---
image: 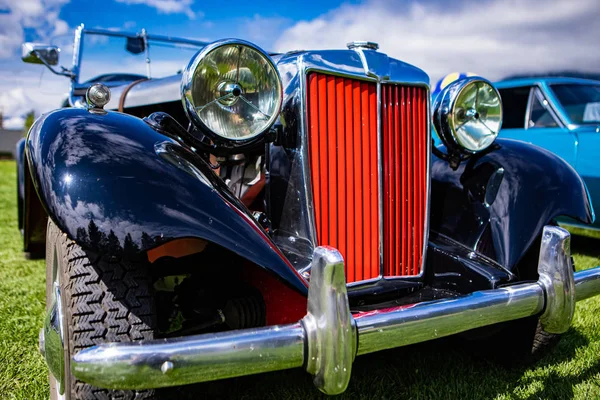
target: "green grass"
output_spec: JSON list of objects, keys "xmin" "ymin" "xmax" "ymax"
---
[
  {"xmin": 1, "ymin": 158, "xmax": 600, "ymax": 399},
  {"xmin": 0, "ymin": 161, "xmax": 48, "ymax": 399}
]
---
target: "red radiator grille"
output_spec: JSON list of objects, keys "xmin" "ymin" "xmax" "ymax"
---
[
  {"xmin": 307, "ymin": 72, "xmax": 428, "ymax": 283},
  {"xmin": 307, "ymin": 73, "xmax": 379, "ymax": 283},
  {"xmin": 382, "ymin": 84, "xmax": 428, "ymax": 276}
]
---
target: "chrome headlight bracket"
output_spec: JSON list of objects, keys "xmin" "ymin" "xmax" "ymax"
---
[{"xmin": 433, "ymin": 77, "xmax": 503, "ymax": 169}]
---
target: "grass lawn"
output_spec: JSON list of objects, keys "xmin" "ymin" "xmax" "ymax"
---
[{"xmin": 1, "ymin": 158, "xmax": 600, "ymax": 399}]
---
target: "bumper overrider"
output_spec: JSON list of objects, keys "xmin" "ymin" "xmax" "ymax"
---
[{"xmin": 57, "ymin": 226, "xmax": 600, "ymax": 395}]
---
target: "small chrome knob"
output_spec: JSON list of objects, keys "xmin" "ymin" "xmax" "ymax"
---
[
  {"xmin": 86, "ymin": 83, "xmax": 111, "ymax": 110},
  {"xmin": 347, "ymin": 41, "xmax": 379, "ymax": 51}
]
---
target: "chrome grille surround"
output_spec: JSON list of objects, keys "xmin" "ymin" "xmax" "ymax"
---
[{"xmin": 270, "ymin": 48, "xmax": 431, "ymax": 286}]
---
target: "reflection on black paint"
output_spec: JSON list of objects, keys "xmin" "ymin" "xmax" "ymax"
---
[
  {"xmin": 431, "ymin": 138, "xmax": 593, "ymax": 272},
  {"xmin": 25, "ymin": 108, "xmax": 307, "ymax": 294},
  {"xmin": 76, "ymin": 219, "xmax": 154, "ymax": 256}
]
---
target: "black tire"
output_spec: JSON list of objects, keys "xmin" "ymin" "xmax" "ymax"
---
[
  {"xmin": 46, "ymin": 220, "xmax": 158, "ymax": 399},
  {"xmin": 478, "ymin": 233, "xmax": 561, "ymax": 364},
  {"xmin": 17, "ymin": 162, "xmax": 23, "ymax": 235}
]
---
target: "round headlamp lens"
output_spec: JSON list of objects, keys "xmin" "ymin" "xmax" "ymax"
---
[
  {"xmin": 450, "ymin": 81, "xmax": 502, "ymax": 152},
  {"xmin": 183, "ymin": 41, "xmax": 282, "ymax": 141}
]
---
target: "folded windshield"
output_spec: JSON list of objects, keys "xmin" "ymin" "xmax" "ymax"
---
[
  {"xmin": 79, "ymin": 34, "xmax": 202, "ymax": 83},
  {"xmin": 550, "ymin": 83, "xmax": 600, "ymax": 125}
]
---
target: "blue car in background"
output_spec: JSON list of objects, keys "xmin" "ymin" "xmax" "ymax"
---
[{"xmin": 494, "ymin": 77, "xmax": 600, "ymax": 229}]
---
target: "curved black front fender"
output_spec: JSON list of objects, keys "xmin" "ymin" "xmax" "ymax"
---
[
  {"xmin": 26, "ymin": 108, "xmax": 307, "ymax": 294},
  {"xmin": 431, "ymin": 138, "xmax": 594, "ymax": 273}
]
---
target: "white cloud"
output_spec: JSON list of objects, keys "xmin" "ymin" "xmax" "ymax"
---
[
  {"xmin": 0, "ymin": 66, "xmax": 69, "ymax": 128},
  {"xmin": 0, "ymin": 13, "xmax": 24, "ymax": 58},
  {"xmin": 0, "ymin": 49, "xmax": 187, "ymax": 129},
  {"xmin": 0, "ymin": 0, "xmax": 71, "ymax": 59},
  {"xmin": 239, "ymin": 14, "xmax": 292, "ymax": 48},
  {"xmin": 274, "ymin": 0, "xmax": 600, "ymax": 83},
  {"xmin": 115, "ymin": 0, "xmax": 197, "ymax": 19},
  {"xmin": 53, "ymin": 18, "xmax": 69, "ymax": 36}
]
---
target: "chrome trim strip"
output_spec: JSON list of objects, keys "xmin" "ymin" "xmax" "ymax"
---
[
  {"xmin": 67, "ymin": 24, "xmax": 85, "ymax": 107},
  {"xmin": 44, "ymin": 245, "xmax": 66, "ymax": 395},
  {"xmin": 304, "ymin": 68, "xmax": 378, "ymax": 82},
  {"xmin": 71, "ymin": 230, "xmax": 600, "ymax": 394},
  {"xmin": 377, "ymin": 80, "xmax": 384, "ymax": 277},
  {"xmin": 73, "ymin": 323, "xmax": 307, "ymax": 390},
  {"xmin": 45, "ymin": 281, "xmax": 65, "ymax": 394},
  {"xmin": 298, "ymin": 56, "xmax": 319, "ymax": 249},
  {"xmin": 575, "ymin": 267, "xmax": 600, "ymax": 301},
  {"xmin": 72, "ymin": 25, "xmax": 84, "ymax": 84},
  {"xmin": 82, "ymin": 27, "xmax": 209, "ymax": 48},
  {"xmin": 524, "ymin": 86, "xmax": 534, "ymax": 130},
  {"xmin": 541, "ymin": 83, "xmax": 572, "ymax": 127},
  {"xmin": 423, "ymin": 83, "xmax": 432, "ymax": 277},
  {"xmin": 530, "ymin": 87, "xmax": 565, "ymax": 129},
  {"xmin": 356, "ymin": 282, "xmax": 545, "ymax": 355}
]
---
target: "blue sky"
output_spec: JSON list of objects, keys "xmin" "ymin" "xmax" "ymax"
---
[
  {"xmin": 48, "ymin": 0, "xmax": 355, "ymax": 44},
  {"xmin": 1, "ymin": 0, "xmax": 599, "ymax": 128}
]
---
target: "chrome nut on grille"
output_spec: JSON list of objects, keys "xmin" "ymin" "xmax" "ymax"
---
[
  {"xmin": 537, "ymin": 226, "xmax": 575, "ymax": 334},
  {"xmin": 303, "ymin": 246, "xmax": 356, "ymax": 395}
]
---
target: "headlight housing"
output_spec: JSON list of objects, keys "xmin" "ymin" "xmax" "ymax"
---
[
  {"xmin": 181, "ymin": 39, "xmax": 282, "ymax": 149},
  {"xmin": 433, "ymin": 77, "xmax": 502, "ymax": 154}
]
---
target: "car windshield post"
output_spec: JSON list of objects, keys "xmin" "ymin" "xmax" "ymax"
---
[{"xmin": 528, "ymin": 88, "xmax": 560, "ymax": 129}]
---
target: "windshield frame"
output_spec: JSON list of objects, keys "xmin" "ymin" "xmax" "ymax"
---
[{"xmin": 67, "ymin": 24, "xmax": 209, "ymax": 106}]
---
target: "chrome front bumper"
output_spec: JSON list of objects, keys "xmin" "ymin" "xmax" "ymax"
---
[{"xmin": 69, "ymin": 226, "xmax": 600, "ymax": 395}]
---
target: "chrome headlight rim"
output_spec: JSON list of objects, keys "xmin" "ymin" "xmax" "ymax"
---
[
  {"xmin": 181, "ymin": 38, "xmax": 283, "ymax": 149},
  {"xmin": 433, "ymin": 76, "xmax": 503, "ymax": 155}
]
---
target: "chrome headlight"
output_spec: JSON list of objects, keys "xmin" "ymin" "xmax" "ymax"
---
[
  {"xmin": 433, "ymin": 77, "xmax": 502, "ymax": 153},
  {"xmin": 181, "ymin": 39, "xmax": 282, "ymax": 147}
]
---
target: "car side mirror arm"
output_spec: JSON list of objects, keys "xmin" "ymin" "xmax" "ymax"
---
[
  {"xmin": 33, "ymin": 52, "xmax": 75, "ymax": 79},
  {"xmin": 22, "ymin": 43, "xmax": 75, "ymax": 79}
]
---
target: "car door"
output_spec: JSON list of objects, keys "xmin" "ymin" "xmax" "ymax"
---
[{"xmin": 498, "ymin": 86, "xmax": 576, "ymax": 166}]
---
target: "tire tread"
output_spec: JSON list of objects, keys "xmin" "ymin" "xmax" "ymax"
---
[{"xmin": 48, "ymin": 220, "xmax": 157, "ymax": 399}]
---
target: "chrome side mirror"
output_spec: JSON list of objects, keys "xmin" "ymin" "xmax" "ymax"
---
[{"xmin": 22, "ymin": 43, "xmax": 60, "ymax": 66}]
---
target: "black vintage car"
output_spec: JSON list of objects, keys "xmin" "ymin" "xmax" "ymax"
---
[{"xmin": 18, "ymin": 25, "xmax": 600, "ymax": 399}]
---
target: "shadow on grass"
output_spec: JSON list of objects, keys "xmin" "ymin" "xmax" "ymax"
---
[
  {"xmin": 163, "ymin": 327, "xmax": 598, "ymax": 400},
  {"xmin": 571, "ymin": 233, "xmax": 600, "ymax": 258},
  {"xmin": 516, "ymin": 327, "xmax": 600, "ymax": 400}
]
